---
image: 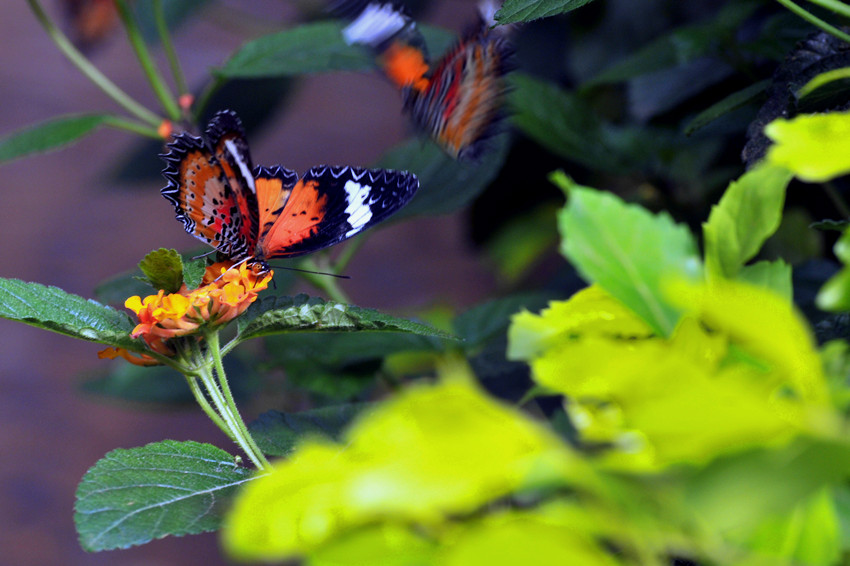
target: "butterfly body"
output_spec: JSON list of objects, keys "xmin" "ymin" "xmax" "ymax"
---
[{"xmin": 161, "ymin": 110, "xmax": 418, "ymax": 274}]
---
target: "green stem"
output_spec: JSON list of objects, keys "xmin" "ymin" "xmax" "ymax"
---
[
  {"xmin": 206, "ymin": 332, "xmax": 271, "ymax": 470},
  {"xmin": 26, "ymin": 0, "xmax": 162, "ymax": 127},
  {"xmin": 153, "ymin": 0, "xmax": 189, "ymax": 99},
  {"xmin": 334, "ymin": 236, "xmax": 366, "ymax": 274},
  {"xmin": 114, "ymin": 0, "xmax": 181, "ymax": 121},
  {"xmin": 298, "ymin": 257, "xmax": 352, "ymax": 304},
  {"xmin": 775, "ymin": 0, "xmax": 850, "ymax": 43},
  {"xmin": 185, "ymin": 374, "xmax": 235, "ymax": 440},
  {"xmin": 807, "ymin": 0, "xmax": 850, "ymax": 20},
  {"xmin": 103, "ymin": 115, "xmax": 163, "ymax": 139},
  {"xmin": 192, "ymin": 75, "xmax": 226, "ymax": 122}
]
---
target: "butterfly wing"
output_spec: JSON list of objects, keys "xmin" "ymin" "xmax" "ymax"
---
[
  {"xmin": 205, "ymin": 109, "xmax": 260, "ymax": 250},
  {"xmin": 259, "ymin": 165, "xmax": 418, "ymax": 259},
  {"xmin": 160, "ymin": 132, "xmax": 254, "ymax": 261},
  {"xmin": 254, "ymin": 164, "xmax": 299, "ymax": 241},
  {"xmin": 404, "ymin": 9, "xmax": 513, "ymax": 160}
]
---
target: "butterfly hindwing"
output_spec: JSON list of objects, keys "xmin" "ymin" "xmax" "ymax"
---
[
  {"xmin": 254, "ymin": 164, "xmax": 299, "ymax": 241},
  {"xmin": 260, "ymin": 165, "xmax": 419, "ymax": 259},
  {"xmin": 160, "ymin": 132, "xmax": 253, "ymax": 261}
]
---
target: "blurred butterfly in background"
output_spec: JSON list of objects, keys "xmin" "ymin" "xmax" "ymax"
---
[
  {"xmin": 341, "ymin": 1, "xmax": 514, "ymax": 161},
  {"xmin": 160, "ymin": 110, "xmax": 419, "ymax": 275}
]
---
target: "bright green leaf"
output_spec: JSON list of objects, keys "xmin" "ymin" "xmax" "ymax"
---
[
  {"xmin": 237, "ymin": 294, "xmax": 456, "ymax": 342},
  {"xmin": 495, "ymin": 0, "xmax": 594, "ymax": 24},
  {"xmin": 744, "ymin": 487, "xmax": 841, "ymax": 566},
  {"xmin": 223, "ymin": 378, "xmax": 581, "ymax": 561},
  {"xmin": 0, "ymin": 277, "xmax": 139, "ymax": 350},
  {"xmin": 309, "ymin": 524, "xmax": 437, "ymax": 566},
  {"xmin": 376, "ymin": 135, "xmax": 510, "ymax": 218},
  {"xmin": 0, "ymin": 114, "xmax": 109, "ymax": 164},
  {"xmin": 765, "ymin": 111, "xmax": 850, "ymax": 182},
  {"xmin": 75, "ymin": 440, "xmax": 253, "ymax": 551},
  {"xmin": 249, "ymin": 405, "xmax": 368, "ymax": 457},
  {"xmin": 555, "ymin": 173, "xmax": 702, "ymax": 336},
  {"xmin": 668, "ymin": 279, "xmax": 827, "ymax": 403},
  {"xmin": 702, "ymin": 163, "xmax": 792, "ymax": 279},
  {"xmin": 737, "ymin": 260, "xmax": 792, "ymax": 300},
  {"xmin": 138, "ymin": 248, "xmax": 184, "ymax": 293},
  {"xmin": 817, "ymin": 228, "xmax": 850, "ymax": 312}
]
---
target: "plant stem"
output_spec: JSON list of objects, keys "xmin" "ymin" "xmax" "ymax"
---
[
  {"xmin": 114, "ymin": 0, "xmax": 181, "ymax": 121},
  {"xmin": 103, "ymin": 115, "xmax": 163, "ymax": 139},
  {"xmin": 26, "ymin": 0, "xmax": 162, "ymax": 127},
  {"xmin": 774, "ymin": 0, "xmax": 850, "ymax": 43},
  {"xmin": 205, "ymin": 332, "xmax": 271, "ymax": 470},
  {"xmin": 807, "ymin": 0, "xmax": 850, "ymax": 20},
  {"xmin": 299, "ymin": 257, "xmax": 352, "ymax": 304},
  {"xmin": 185, "ymin": 374, "xmax": 235, "ymax": 440},
  {"xmin": 153, "ymin": 0, "xmax": 190, "ymax": 100}
]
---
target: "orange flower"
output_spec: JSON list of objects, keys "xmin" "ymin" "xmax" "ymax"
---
[
  {"xmin": 109, "ymin": 261, "xmax": 272, "ymax": 360},
  {"xmin": 97, "ymin": 347, "xmax": 160, "ymax": 367}
]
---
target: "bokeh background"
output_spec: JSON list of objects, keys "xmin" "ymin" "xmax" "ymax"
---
[{"xmin": 0, "ymin": 1, "xmax": 494, "ymax": 564}]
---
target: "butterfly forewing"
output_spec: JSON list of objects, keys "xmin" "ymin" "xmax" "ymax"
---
[
  {"xmin": 205, "ymin": 110, "xmax": 260, "ymax": 249},
  {"xmin": 260, "ymin": 165, "xmax": 418, "ymax": 259},
  {"xmin": 160, "ymin": 133, "xmax": 253, "ymax": 261}
]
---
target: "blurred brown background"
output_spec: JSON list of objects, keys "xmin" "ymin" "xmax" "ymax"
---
[{"xmin": 0, "ymin": 1, "xmax": 493, "ymax": 564}]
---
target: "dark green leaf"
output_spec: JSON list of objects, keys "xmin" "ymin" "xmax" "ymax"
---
[
  {"xmin": 0, "ymin": 277, "xmax": 140, "ymax": 350},
  {"xmin": 684, "ymin": 80, "xmax": 770, "ymax": 135},
  {"xmin": 375, "ymin": 135, "xmax": 510, "ymax": 218},
  {"xmin": 812, "ymin": 219, "xmax": 849, "ymax": 232},
  {"xmin": 496, "ymin": 0, "xmax": 592, "ymax": 24},
  {"xmin": 75, "ymin": 440, "xmax": 254, "ymax": 551},
  {"xmin": 453, "ymin": 293, "xmax": 551, "ymax": 350},
  {"xmin": 237, "ymin": 294, "xmax": 457, "ymax": 342},
  {"xmin": 79, "ymin": 364, "xmax": 194, "ymax": 405},
  {"xmin": 508, "ymin": 74, "xmax": 615, "ymax": 171},
  {"xmin": 138, "ymin": 248, "xmax": 184, "ymax": 293},
  {"xmin": 0, "ymin": 114, "xmax": 109, "ymax": 164},
  {"xmin": 555, "ymin": 173, "xmax": 701, "ymax": 336},
  {"xmin": 217, "ymin": 22, "xmax": 455, "ymax": 79},
  {"xmin": 249, "ymin": 405, "xmax": 368, "ymax": 457},
  {"xmin": 585, "ymin": 1, "xmax": 760, "ymax": 87},
  {"xmin": 183, "ymin": 258, "xmax": 206, "ymax": 289}
]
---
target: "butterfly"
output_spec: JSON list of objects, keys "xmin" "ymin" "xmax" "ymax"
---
[
  {"xmin": 342, "ymin": 1, "xmax": 513, "ymax": 161},
  {"xmin": 160, "ymin": 109, "xmax": 419, "ymax": 275}
]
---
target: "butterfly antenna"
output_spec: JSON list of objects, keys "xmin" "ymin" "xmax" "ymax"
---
[{"xmin": 272, "ymin": 265, "xmax": 351, "ymax": 280}]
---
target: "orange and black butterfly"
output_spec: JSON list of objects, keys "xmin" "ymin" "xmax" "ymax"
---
[
  {"xmin": 160, "ymin": 110, "xmax": 419, "ymax": 274},
  {"xmin": 342, "ymin": 2, "xmax": 514, "ymax": 161}
]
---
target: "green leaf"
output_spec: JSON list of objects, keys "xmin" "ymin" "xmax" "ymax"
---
[
  {"xmin": 236, "ymin": 294, "xmax": 457, "ymax": 342},
  {"xmin": 79, "ymin": 364, "xmax": 193, "ymax": 405},
  {"xmin": 485, "ymin": 204, "xmax": 559, "ymax": 283},
  {"xmin": 217, "ymin": 22, "xmax": 454, "ymax": 79},
  {"xmin": 75, "ymin": 440, "xmax": 254, "ymax": 551},
  {"xmin": 509, "ymin": 74, "xmax": 615, "ymax": 171},
  {"xmin": 766, "ymin": 111, "xmax": 850, "ymax": 182},
  {"xmin": 138, "ymin": 248, "xmax": 184, "ymax": 293},
  {"xmin": 796, "ymin": 66, "xmax": 850, "ymax": 104},
  {"xmin": 453, "ymin": 293, "xmax": 551, "ymax": 351},
  {"xmin": 0, "ymin": 277, "xmax": 139, "ymax": 350},
  {"xmin": 249, "ymin": 405, "xmax": 368, "ymax": 457},
  {"xmin": 376, "ymin": 135, "xmax": 510, "ymax": 218},
  {"xmin": 811, "ymin": 219, "xmax": 849, "ymax": 232},
  {"xmin": 183, "ymin": 258, "xmax": 206, "ymax": 289},
  {"xmin": 554, "ymin": 173, "xmax": 701, "ymax": 336},
  {"xmin": 0, "ymin": 114, "xmax": 109, "ymax": 164},
  {"xmin": 817, "ymin": 228, "xmax": 850, "ymax": 312},
  {"xmin": 702, "ymin": 163, "xmax": 792, "ymax": 280},
  {"xmin": 495, "ymin": 0, "xmax": 593, "ymax": 24},
  {"xmin": 686, "ymin": 437, "xmax": 850, "ymax": 534},
  {"xmin": 684, "ymin": 79, "xmax": 770, "ymax": 135},
  {"xmin": 217, "ymin": 21, "xmax": 371, "ymax": 79},
  {"xmin": 738, "ymin": 260, "xmax": 792, "ymax": 301}
]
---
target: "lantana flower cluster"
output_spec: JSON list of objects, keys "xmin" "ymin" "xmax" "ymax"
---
[{"xmin": 99, "ymin": 261, "xmax": 272, "ymax": 365}]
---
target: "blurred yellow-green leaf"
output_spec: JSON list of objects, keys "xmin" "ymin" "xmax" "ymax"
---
[{"xmin": 765, "ymin": 111, "xmax": 850, "ymax": 182}]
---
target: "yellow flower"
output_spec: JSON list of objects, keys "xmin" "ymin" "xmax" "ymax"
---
[{"xmin": 106, "ymin": 261, "xmax": 273, "ymax": 361}]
